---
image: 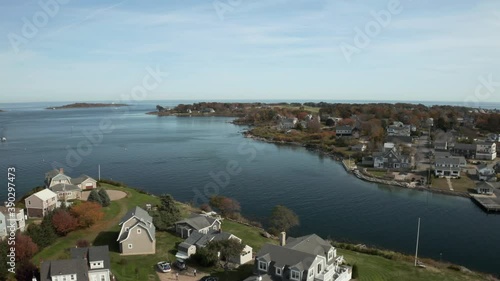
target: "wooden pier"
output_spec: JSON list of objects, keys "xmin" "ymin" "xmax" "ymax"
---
[{"xmin": 470, "ymin": 192, "xmax": 500, "ymax": 213}]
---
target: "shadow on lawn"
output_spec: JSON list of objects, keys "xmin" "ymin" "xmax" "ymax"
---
[{"xmin": 93, "ymin": 231, "xmax": 120, "ymax": 252}]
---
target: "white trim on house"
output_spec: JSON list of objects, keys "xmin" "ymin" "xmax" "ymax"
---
[
  {"xmin": 258, "ymin": 260, "xmax": 267, "ymax": 271},
  {"xmin": 119, "ymin": 224, "xmax": 154, "ymax": 243}
]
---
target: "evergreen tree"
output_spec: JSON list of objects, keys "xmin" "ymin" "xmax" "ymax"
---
[
  {"xmin": 150, "ymin": 194, "xmax": 181, "ymax": 231},
  {"xmin": 87, "ymin": 189, "xmax": 103, "ymax": 206},
  {"xmin": 98, "ymin": 188, "xmax": 111, "ymax": 207}
]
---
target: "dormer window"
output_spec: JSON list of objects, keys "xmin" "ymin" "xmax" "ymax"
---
[
  {"xmin": 328, "ymin": 249, "xmax": 334, "ymax": 261},
  {"xmin": 291, "ymin": 270, "xmax": 300, "ymax": 280},
  {"xmin": 275, "ymin": 267, "xmax": 282, "ymax": 276},
  {"xmin": 258, "ymin": 261, "xmax": 267, "ymax": 271}
]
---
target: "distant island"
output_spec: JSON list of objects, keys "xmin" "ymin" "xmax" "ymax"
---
[{"xmin": 47, "ymin": 103, "xmax": 128, "ymax": 110}]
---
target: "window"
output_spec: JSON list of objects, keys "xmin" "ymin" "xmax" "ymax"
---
[
  {"xmin": 317, "ymin": 263, "xmax": 322, "ymax": 274},
  {"xmin": 125, "ymin": 227, "xmax": 129, "ymax": 232},
  {"xmin": 71, "ymin": 275, "xmax": 75, "ymax": 280},
  {"xmin": 128, "ymin": 244, "xmax": 133, "ymax": 249},
  {"xmin": 258, "ymin": 261, "xmax": 267, "ymax": 271},
  {"xmin": 28, "ymin": 200, "xmax": 31, "ymax": 205},
  {"xmin": 275, "ymin": 267, "xmax": 282, "ymax": 276},
  {"xmin": 100, "ymin": 275, "xmax": 106, "ymax": 281},
  {"xmin": 137, "ymin": 229, "xmax": 142, "ymax": 234},
  {"xmin": 291, "ymin": 270, "xmax": 300, "ymax": 280},
  {"xmin": 328, "ymin": 250, "xmax": 334, "ymax": 261},
  {"xmin": 309, "ymin": 269, "xmax": 314, "ymax": 277}
]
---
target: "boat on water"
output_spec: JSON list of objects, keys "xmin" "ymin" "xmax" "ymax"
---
[{"xmin": 1, "ymin": 137, "xmax": 6, "ymax": 142}]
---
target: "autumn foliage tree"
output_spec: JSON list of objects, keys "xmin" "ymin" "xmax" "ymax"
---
[
  {"xmin": 209, "ymin": 196, "xmax": 241, "ymax": 218},
  {"xmin": 71, "ymin": 202, "xmax": 104, "ymax": 228},
  {"xmin": 52, "ymin": 209, "xmax": 79, "ymax": 235},
  {"xmin": 15, "ymin": 233, "xmax": 38, "ymax": 262}
]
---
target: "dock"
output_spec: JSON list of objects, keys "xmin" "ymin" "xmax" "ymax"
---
[{"xmin": 470, "ymin": 190, "xmax": 500, "ymax": 213}]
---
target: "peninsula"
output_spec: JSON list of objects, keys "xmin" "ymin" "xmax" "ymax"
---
[
  {"xmin": 151, "ymin": 102, "xmax": 500, "ymax": 201},
  {"xmin": 46, "ymin": 102, "xmax": 128, "ymax": 109}
]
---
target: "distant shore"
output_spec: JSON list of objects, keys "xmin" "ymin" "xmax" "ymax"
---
[{"xmin": 46, "ymin": 102, "xmax": 128, "ymax": 110}]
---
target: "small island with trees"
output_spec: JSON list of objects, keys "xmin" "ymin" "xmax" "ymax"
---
[{"xmin": 46, "ymin": 103, "xmax": 128, "ymax": 110}]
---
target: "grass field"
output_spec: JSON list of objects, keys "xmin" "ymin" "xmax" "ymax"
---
[
  {"xmin": 432, "ymin": 176, "xmax": 475, "ymax": 193},
  {"xmin": 30, "ymin": 183, "xmax": 495, "ymax": 281},
  {"xmin": 340, "ymin": 249, "xmax": 488, "ymax": 281}
]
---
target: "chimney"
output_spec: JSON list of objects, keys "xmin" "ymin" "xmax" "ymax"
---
[
  {"xmin": 279, "ymin": 232, "xmax": 286, "ymax": 246},
  {"xmin": 59, "ymin": 168, "xmax": 64, "ymax": 174}
]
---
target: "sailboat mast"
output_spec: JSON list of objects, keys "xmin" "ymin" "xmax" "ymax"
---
[
  {"xmin": 98, "ymin": 164, "xmax": 101, "ymax": 181},
  {"xmin": 414, "ymin": 217, "xmax": 421, "ymax": 266}
]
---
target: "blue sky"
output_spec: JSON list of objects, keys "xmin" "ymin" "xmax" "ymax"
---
[{"xmin": 0, "ymin": 0, "xmax": 499, "ymax": 103}]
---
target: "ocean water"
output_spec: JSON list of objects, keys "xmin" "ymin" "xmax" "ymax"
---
[{"xmin": 0, "ymin": 101, "xmax": 499, "ymax": 276}]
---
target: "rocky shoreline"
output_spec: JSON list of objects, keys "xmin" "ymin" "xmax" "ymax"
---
[{"xmin": 47, "ymin": 103, "xmax": 128, "ymax": 109}]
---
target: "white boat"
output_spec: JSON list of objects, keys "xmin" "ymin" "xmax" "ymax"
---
[{"xmin": 1, "ymin": 137, "xmax": 6, "ymax": 142}]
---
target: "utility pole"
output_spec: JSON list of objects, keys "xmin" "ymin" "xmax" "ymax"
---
[{"xmin": 414, "ymin": 217, "xmax": 421, "ymax": 267}]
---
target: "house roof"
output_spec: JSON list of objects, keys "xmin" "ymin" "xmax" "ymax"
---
[
  {"xmin": 30, "ymin": 188, "xmax": 57, "ymax": 201},
  {"xmin": 50, "ymin": 183, "xmax": 81, "ymax": 192},
  {"xmin": 120, "ymin": 206, "xmax": 152, "ymax": 225},
  {"xmin": 118, "ymin": 206, "xmax": 155, "ymax": 242},
  {"xmin": 476, "ymin": 181, "xmax": 495, "ymax": 190},
  {"xmin": 183, "ymin": 230, "xmax": 234, "ymax": 248},
  {"xmin": 336, "ymin": 125, "xmax": 353, "ymax": 131},
  {"xmin": 285, "ymin": 234, "xmax": 332, "ymax": 257},
  {"xmin": 175, "ymin": 214, "xmax": 218, "ymax": 231},
  {"xmin": 453, "ymin": 143, "xmax": 476, "ymax": 150},
  {"xmin": 435, "ymin": 156, "xmax": 463, "ymax": 166},
  {"xmin": 434, "ymin": 151, "xmax": 451, "ymax": 158},
  {"xmin": 70, "ymin": 245, "xmax": 110, "ymax": 270},
  {"xmin": 256, "ymin": 243, "xmax": 316, "ymax": 271},
  {"xmin": 40, "ymin": 259, "xmax": 88, "ymax": 281},
  {"xmin": 71, "ymin": 174, "xmax": 96, "ymax": 185}
]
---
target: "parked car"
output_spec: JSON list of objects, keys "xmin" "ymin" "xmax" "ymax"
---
[
  {"xmin": 173, "ymin": 259, "xmax": 187, "ymax": 271},
  {"xmin": 157, "ymin": 261, "xmax": 171, "ymax": 273},
  {"xmin": 200, "ymin": 277, "xmax": 219, "ymax": 281}
]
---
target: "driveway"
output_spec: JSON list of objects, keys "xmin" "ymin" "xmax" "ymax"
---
[{"xmin": 81, "ymin": 189, "xmax": 127, "ymax": 201}]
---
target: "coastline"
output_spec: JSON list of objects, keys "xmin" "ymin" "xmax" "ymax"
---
[{"xmin": 243, "ymin": 131, "xmax": 472, "ymax": 199}]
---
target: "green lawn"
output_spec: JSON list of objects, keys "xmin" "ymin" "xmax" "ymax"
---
[
  {"xmin": 431, "ymin": 176, "xmax": 475, "ymax": 193},
  {"xmin": 29, "ymin": 183, "xmax": 493, "ymax": 281},
  {"xmin": 340, "ymin": 249, "xmax": 487, "ymax": 281},
  {"xmin": 222, "ymin": 220, "xmax": 277, "ymax": 250}
]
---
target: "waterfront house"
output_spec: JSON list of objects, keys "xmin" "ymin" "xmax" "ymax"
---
[
  {"xmin": 50, "ymin": 183, "xmax": 82, "ymax": 201},
  {"xmin": 476, "ymin": 181, "xmax": 494, "ymax": 195},
  {"xmin": 244, "ymin": 233, "xmax": 352, "ymax": 281},
  {"xmin": 373, "ymin": 145, "xmax": 413, "ymax": 170},
  {"xmin": 476, "ymin": 165, "xmax": 497, "ymax": 182},
  {"xmin": 0, "ymin": 207, "xmax": 26, "ymax": 239},
  {"xmin": 336, "ymin": 125, "xmax": 359, "ymax": 138},
  {"xmin": 434, "ymin": 156, "xmax": 464, "ymax": 178},
  {"xmin": 45, "ymin": 168, "xmax": 97, "ymax": 190},
  {"xmin": 117, "ymin": 206, "xmax": 156, "ymax": 255},
  {"xmin": 279, "ymin": 118, "xmax": 298, "ymax": 131},
  {"xmin": 40, "ymin": 246, "xmax": 112, "ymax": 281},
  {"xmin": 175, "ymin": 213, "xmax": 221, "ymax": 238},
  {"xmin": 176, "ymin": 230, "xmax": 253, "ymax": 265},
  {"xmin": 475, "ymin": 142, "xmax": 497, "ymax": 160},
  {"xmin": 24, "ymin": 189, "xmax": 57, "ymax": 218}
]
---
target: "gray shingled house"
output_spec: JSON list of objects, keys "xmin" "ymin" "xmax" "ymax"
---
[
  {"xmin": 244, "ymin": 233, "xmax": 352, "ymax": 281},
  {"xmin": 117, "ymin": 206, "xmax": 156, "ymax": 255},
  {"xmin": 175, "ymin": 213, "xmax": 221, "ymax": 238},
  {"xmin": 40, "ymin": 245, "xmax": 111, "ymax": 281}
]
